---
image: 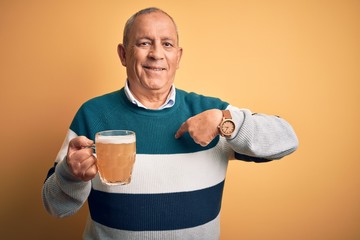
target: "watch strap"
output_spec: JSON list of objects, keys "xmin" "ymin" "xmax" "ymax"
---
[{"xmin": 222, "ymin": 110, "xmax": 232, "ymax": 120}]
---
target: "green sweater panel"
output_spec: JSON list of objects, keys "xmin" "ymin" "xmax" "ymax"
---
[{"xmin": 70, "ymin": 88, "xmax": 229, "ymax": 154}]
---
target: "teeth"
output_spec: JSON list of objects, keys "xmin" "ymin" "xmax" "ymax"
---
[{"xmin": 144, "ymin": 66, "xmax": 165, "ymax": 71}]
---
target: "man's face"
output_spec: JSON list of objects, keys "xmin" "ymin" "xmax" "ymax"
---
[{"xmin": 119, "ymin": 11, "xmax": 182, "ymax": 96}]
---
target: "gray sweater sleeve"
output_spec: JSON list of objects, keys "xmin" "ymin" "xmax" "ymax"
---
[
  {"xmin": 42, "ymin": 131, "xmax": 91, "ymax": 217},
  {"xmin": 226, "ymin": 105, "xmax": 299, "ymax": 161}
]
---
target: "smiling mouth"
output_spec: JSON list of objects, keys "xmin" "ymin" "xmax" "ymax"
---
[{"xmin": 143, "ymin": 66, "xmax": 166, "ymax": 71}]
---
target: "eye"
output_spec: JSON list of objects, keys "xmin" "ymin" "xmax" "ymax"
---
[
  {"xmin": 137, "ymin": 41, "xmax": 151, "ymax": 47},
  {"xmin": 163, "ymin": 42, "xmax": 174, "ymax": 48}
]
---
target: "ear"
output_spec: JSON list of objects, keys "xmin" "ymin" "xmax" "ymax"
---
[
  {"xmin": 117, "ymin": 44, "xmax": 127, "ymax": 66},
  {"xmin": 176, "ymin": 47, "xmax": 183, "ymax": 69}
]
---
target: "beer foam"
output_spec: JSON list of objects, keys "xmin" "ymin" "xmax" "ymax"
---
[{"xmin": 96, "ymin": 135, "xmax": 135, "ymax": 144}]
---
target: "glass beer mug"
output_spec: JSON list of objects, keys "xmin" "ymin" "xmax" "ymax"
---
[{"xmin": 95, "ymin": 130, "xmax": 136, "ymax": 185}]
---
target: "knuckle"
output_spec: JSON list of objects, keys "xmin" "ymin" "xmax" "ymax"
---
[
  {"xmin": 83, "ymin": 167, "xmax": 97, "ymax": 181},
  {"xmin": 72, "ymin": 168, "xmax": 81, "ymax": 177}
]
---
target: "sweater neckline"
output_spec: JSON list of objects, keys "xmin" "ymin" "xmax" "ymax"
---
[{"xmin": 118, "ymin": 88, "xmax": 181, "ymax": 117}]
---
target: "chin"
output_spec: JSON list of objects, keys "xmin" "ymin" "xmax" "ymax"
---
[{"xmin": 144, "ymin": 79, "xmax": 170, "ymax": 90}]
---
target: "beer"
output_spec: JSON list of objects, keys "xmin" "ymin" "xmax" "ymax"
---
[{"xmin": 95, "ymin": 130, "xmax": 136, "ymax": 185}]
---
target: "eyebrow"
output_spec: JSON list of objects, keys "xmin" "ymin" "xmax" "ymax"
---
[
  {"xmin": 136, "ymin": 36, "xmax": 176, "ymax": 42},
  {"xmin": 162, "ymin": 37, "xmax": 175, "ymax": 42}
]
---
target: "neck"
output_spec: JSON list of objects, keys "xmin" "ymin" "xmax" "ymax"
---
[
  {"xmin": 134, "ymin": 92, "xmax": 168, "ymax": 109},
  {"xmin": 130, "ymin": 86, "xmax": 172, "ymax": 110}
]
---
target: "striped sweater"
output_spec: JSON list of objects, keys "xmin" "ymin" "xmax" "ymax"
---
[{"xmin": 42, "ymin": 88, "xmax": 298, "ymax": 239}]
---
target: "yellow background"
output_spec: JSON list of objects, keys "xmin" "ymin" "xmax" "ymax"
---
[{"xmin": 1, "ymin": 0, "xmax": 359, "ymax": 239}]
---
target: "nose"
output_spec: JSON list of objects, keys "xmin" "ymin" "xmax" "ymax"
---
[{"xmin": 148, "ymin": 42, "xmax": 164, "ymax": 60}]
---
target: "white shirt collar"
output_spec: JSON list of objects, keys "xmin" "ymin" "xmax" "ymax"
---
[{"xmin": 124, "ymin": 80, "xmax": 176, "ymax": 110}]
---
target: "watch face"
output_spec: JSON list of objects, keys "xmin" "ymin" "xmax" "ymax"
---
[{"xmin": 221, "ymin": 120, "xmax": 235, "ymax": 135}]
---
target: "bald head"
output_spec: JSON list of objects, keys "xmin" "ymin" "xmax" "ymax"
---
[{"xmin": 122, "ymin": 7, "xmax": 179, "ymax": 48}]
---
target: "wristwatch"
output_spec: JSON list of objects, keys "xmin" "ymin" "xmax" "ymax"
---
[{"xmin": 218, "ymin": 110, "xmax": 236, "ymax": 138}]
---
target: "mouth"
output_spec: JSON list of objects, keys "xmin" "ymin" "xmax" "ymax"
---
[{"xmin": 143, "ymin": 66, "xmax": 166, "ymax": 71}]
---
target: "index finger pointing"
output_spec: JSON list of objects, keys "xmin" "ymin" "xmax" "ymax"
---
[{"xmin": 175, "ymin": 122, "xmax": 188, "ymax": 139}]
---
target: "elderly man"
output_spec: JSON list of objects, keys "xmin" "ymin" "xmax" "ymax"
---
[{"xmin": 42, "ymin": 7, "xmax": 298, "ymax": 240}]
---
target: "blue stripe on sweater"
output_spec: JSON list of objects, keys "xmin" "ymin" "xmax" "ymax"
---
[
  {"xmin": 88, "ymin": 181, "xmax": 225, "ymax": 231},
  {"xmin": 235, "ymin": 152, "xmax": 273, "ymax": 163}
]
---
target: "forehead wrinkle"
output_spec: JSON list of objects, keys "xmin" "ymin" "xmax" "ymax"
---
[{"xmin": 134, "ymin": 34, "xmax": 177, "ymax": 44}]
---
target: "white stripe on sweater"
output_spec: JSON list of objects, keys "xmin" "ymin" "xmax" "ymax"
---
[
  {"xmin": 92, "ymin": 143, "xmax": 231, "ymax": 194},
  {"xmin": 55, "ymin": 129, "xmax": 233, "ymax": 194}
]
